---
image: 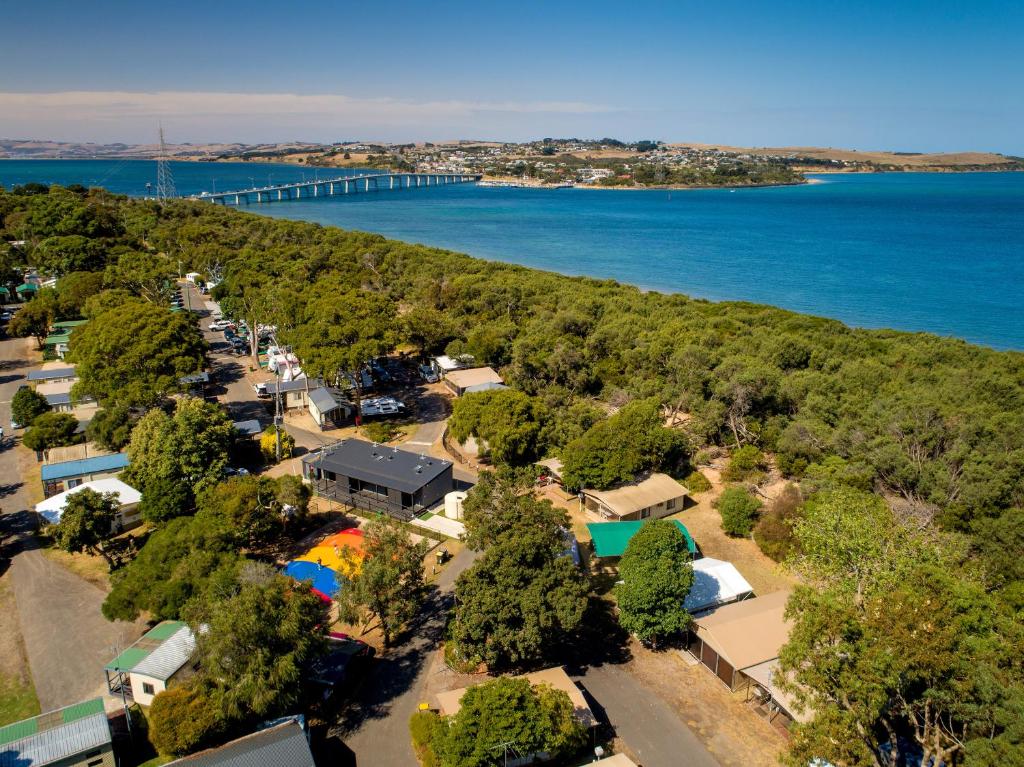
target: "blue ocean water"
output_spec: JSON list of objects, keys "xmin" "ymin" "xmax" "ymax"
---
[{"xmin": 1, "ymin": 159, "xmax": 1022, "ymax": 350}]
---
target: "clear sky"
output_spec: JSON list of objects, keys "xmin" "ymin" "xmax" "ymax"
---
[{"xmin": 2, "ymin": 0, "xmax": 1022, "ymax": 153}]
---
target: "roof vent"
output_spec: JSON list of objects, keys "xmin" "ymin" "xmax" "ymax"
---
[{"xmin": 414, "ymin": 465, "xmax": 423, "ymax": 473}]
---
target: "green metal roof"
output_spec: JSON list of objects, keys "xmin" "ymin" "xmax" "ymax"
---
[
  {"xmin": 0, "ymin": 697, "xmax": 105, "ymax": 747},
  {"xmin": 15, "ymin": 283, "xmax": 37, "ymax": 293},
  {"xmin": 52, "ymin": 320, "xmax": 86, "ymax": 329},
  {"xmin": 0, "ymin": 286, "xmax": 9, "ymax": 295},
  {"xmin": 586, "ymin": 519, "xmax": 696, "ymax": 558},
  {"xmin": 104, "ymin": 620, "xmax": 187, "ymax": 672}
]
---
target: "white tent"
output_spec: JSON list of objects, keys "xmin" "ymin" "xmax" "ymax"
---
[
  {"xmin": 35, "ymin": 478, "xmax": 142, "ymax": 525},
  {"xmin": 685, "ymin": 557, "xmax": 755, "ymax": 613}
]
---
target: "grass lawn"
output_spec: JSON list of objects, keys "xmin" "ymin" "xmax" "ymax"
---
[
  {"xmin": 136, "ymin": 756, "xmax": 171, "ymax": 767},
  {"xmin": 0, "ymin": 673, "xmax": 39, "ymax": 727}
]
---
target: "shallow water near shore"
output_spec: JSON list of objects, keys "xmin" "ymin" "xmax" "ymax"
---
[{"xmin": 2, "ymin": 160, "xmax": 1022, "ymax": 350}]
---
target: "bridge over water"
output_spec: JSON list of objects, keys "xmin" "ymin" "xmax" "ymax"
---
[{"xmin": 190, "ymin": 172, "xmax": 482, "ymax": 205}]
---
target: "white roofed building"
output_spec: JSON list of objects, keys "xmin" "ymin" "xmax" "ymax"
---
[
  {"xmin": 35, "ymin": 477, "xmax": 142, "ymax": 532},
  {"xmin": 685, "ymin": 558, "xmax": 755, "ymax": 613}
]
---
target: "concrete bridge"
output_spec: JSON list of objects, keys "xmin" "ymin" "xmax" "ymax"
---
[{"xmin": 191, "ymin": 172, "xmax": 482, "ymax": 205}]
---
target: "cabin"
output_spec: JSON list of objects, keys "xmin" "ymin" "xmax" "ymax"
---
[
  {"xmin": 40, "ymin": 452, "xmax": 129, "ymax": 498},
  {"xmin": 581, "ymin": 473, "xmax": 689, "ymax": 522},
  {"xmin": 442, "ymin": 366, "xmax": 505, "ymax": 396},
  {"xmin": 26, "ymin": 365, "xmax": 77, "ymax": 385},
  {"xmin": 104, "ymin": 621, "xmax": 197, "ymax": 706},
  {"xmin": 0, "ymin": 697, "xmax": 114, "ymax": 767},
  {"xmin": 303, "ymin": 439, "xmax": 453, "ymax": 521},
  {"xmin": 307, "ymin": 387, "xmax": 352, "ymax": 430},
  {"xmin": 265, "ymin": 377, "xmax": 324, "ymax": 411},
  {"xmin": 35, "ymin": 477, "xmax": 143, "ymax": 533},
  {"xmin": 685, "ymin": 557, "xmax": 755, "ymax": 613}
]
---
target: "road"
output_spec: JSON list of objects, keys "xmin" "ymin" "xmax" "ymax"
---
[
  {"xmin": 0, "ymin": 334, "xmax": 147, "ymax": 712},
  {"xmin": 329, "ymin": 544, "xmax": 479, "ymax": 766}
]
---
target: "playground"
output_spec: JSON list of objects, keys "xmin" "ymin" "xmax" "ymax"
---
[{"xmin": 283, "ymin": 527, "xmax": 366, "ymax": 600}]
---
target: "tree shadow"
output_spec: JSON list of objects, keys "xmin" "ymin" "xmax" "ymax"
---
[
  {"xmin": 556, "ymin": 596, "xmax": 633, "ymax": 673},
  {"xmin": 0, "ymin": 481, "xmax": 24, "ymax": 498},
  {"xmin": 0, "ymin": 358, "xmax": 27, "ymax": 371},
  {"xmin": 0, "ymin": 374, "xmax": 25, "ymax": 385},
  {"xmin": 328, "ymin": 587, "xmax": 450, "ymax": 738}
]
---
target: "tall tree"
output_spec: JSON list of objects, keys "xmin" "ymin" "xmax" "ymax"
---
[
  {"xmin": 10, "ymin": 386, "xmax": 50, "ymax": 427},
  {"xmin": 614, "ymin": 520, "xmax": 694, "ymax": 646},
  {"xmin": 460, "ymin": 468, "xmax": 570, "ymax": 551},
  {"xmin": 22, "ymin": 411, "xmax": 81, "ymax": 452},
  {"xmin": 104, "ymin": 250, "xmax": 177, "ymax": 303},
  {"xmin": 449, "ymin": 389, "xmax": 549, "ymax": 466},
  {"xmin": 50, "ymin": 488, "xmax": 118, "ymax": 568},
  {"xmin": 8, "ymin": 290, "xmax": 57, "ymax": 349},
  {"xmin": 335, "ymin": 518, "xmax": 429, "ymax": 645},
  {"xmin": 196, "ymin": 476, "xmax": 284, "ymax": 550},
  {"xmin": 188, "ymin": 568, "xmax": 328, "ymax": 721}
]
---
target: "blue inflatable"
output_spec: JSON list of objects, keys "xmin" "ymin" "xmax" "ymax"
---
[{"xmin": 284, "ymin": 560, "xmax": 341, "ymax": 598}]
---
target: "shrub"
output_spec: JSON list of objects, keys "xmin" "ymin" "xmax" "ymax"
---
[
  {"xmin": 259, "ymin": 425, "xmax": 295, "ymax": 462},
  {"xmin": 361, "ymin": 420, "xmax": 400, "ymax": 443},
  {"xmin": 715, "ymin": 487, "xmax": 762, "ymax": 537},
  {"xmin": 753, "ymin": 484, "xmax": 802, "ymax": 561},
  {"xmin": 409, "ymin": 710, "xmax": 443, "ymax": 767},
  {"xmin": 148, "ymin": 683, "xmax": 223, "ymax": 757},
  {"xmin": 721, "ymin": 445, "xmax": 766, "ymax": 482},
  {"xmin": 684, "ymin": 470, "xmax": 712, "ymax": 493}
]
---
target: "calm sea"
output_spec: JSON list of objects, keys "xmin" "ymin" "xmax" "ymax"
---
[{"xmin": 2, "ymin": 159, "xmax": 1022, "ymax": 350}]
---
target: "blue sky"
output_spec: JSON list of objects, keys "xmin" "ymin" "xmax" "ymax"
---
[{"xmin": 1, "ymin": 0, "xmax": 1022, "ymax": 153}]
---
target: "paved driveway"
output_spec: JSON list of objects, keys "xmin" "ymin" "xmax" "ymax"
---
[{"xmin": 0, "ymin": 335, "xmax": 147, "ymax": 712}]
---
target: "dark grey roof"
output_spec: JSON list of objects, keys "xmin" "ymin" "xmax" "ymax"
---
[
  {"xmin": 308, "ymin": 387, "xmax": 345, "ymax": 413},
  {"xmin": 165, "ymin": 719, "xmax": 314, "ymax": 767},
  {"xmin": 232, "ymin": 419, "xmax": 263, "ymax": 437},
  {"xmin": 266, "ymin": 377, "xmax": 324, "ymax": 395},
  {"xmin": 305, "ymin": 439, "xmax": 451, "ymax": 493},
  {"xmin": 26, "ymin": 367, "xmax": 76, "ymax": 381},
  {"xmin": 43, "ymin": 392, "xmax": 71, "ymax": 406}
]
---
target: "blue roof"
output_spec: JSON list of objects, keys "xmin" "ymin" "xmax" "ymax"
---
[{"xmin": 41, "ymin": 453, "xmax": 129, "ymax": 482}]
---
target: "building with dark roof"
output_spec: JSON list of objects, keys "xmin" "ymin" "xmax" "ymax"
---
[
  {"xmin": 165, "ymin": 718, "xmax": 314, "ymax": 767},
  {"xmin": 303, "ymin": 439, "xmax": 452, "ymax": 521},
  {"xmin": 0, "ymin": 697, "xmax": 114, "ymax": 767}
]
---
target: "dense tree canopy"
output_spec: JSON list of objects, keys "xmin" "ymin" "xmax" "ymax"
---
[
  {"xmin": 69, "ymin": 297, "xmax": 205, "ymax": 408},
  {"xmin": 449, "ymin": 388, "xmax": 549, "ymax": 465},
  {"xmin": 50, "ymin": 488, "xmax": 118, "ymax": 567},
  {"xmin": 560, "ymin": 400, "xmax": 689, "ymax": 490},
  {"xmin": 22, "ymin": 411, "xmax": 81, "ymax": 452},
  {"xmin": 460, "ymin": 468, "xmax": 570, "ymax": 551},
  {"xmin": 10, "ymin": 386, "xmax": 50, "ymax": 427}
]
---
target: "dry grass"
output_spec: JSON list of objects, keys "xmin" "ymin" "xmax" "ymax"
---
[
  {"xmin": 38, "ymin": 547, "xmax": 111, "ymax": 590},
  {"xmin": 667, "ymin": 142, "xmax": 1015, "ymax": 167},
  {"xmin": 0, "ymin": 579, "xmax": 39, "ymax": 726}
]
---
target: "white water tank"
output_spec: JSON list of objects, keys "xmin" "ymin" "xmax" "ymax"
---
[{"xmin": 444, "ymin": 491, "xmax": 468, "ymax": 520}]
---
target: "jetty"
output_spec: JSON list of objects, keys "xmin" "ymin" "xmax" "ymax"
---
[{"xmin": 190, "ymin": 172, "xmax": 482, "ymax": 205}]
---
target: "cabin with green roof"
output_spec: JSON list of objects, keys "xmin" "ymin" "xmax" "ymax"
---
[
  {"xmin": 0, "ymin": 697, "xmax": 114, "ymax": 767},
  {"xmin": 103, "ymin": 620, "xmax": 196, "ymax": 706}
]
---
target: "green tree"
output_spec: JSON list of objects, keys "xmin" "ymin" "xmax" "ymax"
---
[
  {"xmin": 460, "ymin": 468, "xmax": 570, "ymax": 551},
  {"xmin": 147, "ymin": 682, "xmax": 224, "ymax": 758},
  {"xmin": 560, "ymin": 400, "xmax": 688, "ymax": 490},
  {"xmin": 614, "ymin": 520, "xmax": 695, "ymax": 646},
  {"xmin": 104, "ymin": 250, "xmax": 177, "ymax": 303},
  {"xmin": 125, "ymin": 398, "xmax": 234, "ymax": 499},
  {"xmin": 259, "ymin": 425, "xmax": 295, "ymax": 462},
  {"xmin": 714, "ymin": 486, "xmax": 762, "ymax": 537},
  {"xmin": 449, "ymin": 389, "xmax": 548, "ymax": 466},
  {"xmin": 50, "ymin": 488, "xmax": 117, "ymax": 568},
  {"xmin": 54, "ymin": 270, "xmax": 105, "ymax": 318},
  {"xmin": 435, "ymin": 677, "xmax": 587, "ymax": 767},
  {"xmin": 84, "ymin": 404, "xmax": 137, "ymax": 451},
  {"xmin": 10, "ymin": 386, "xmax": 50, "ymax": 427},
  {"xmin": 33, "ymin": 234, "xmax": 106, "ymax": 275},
  {"xmin": 69, "ymin": 298, "xmax": 206, "ymax": 408},
  {"xmin": 721, "ymin": 444, "xmax": 766, "ymax": 481},
  {"xmin": 102, "ymin": 515, "xmax": 241, "ymax": 622},
  {"xmin": 8, "ymin": 291, "xmax": 56, "ymax": 348},
  {"xmin": 335, "ymin": 518, "xmax": 429, "ymax": 646},
  {"xmin": 138, "ymin": 476, "xmax": 195, "ymax": 524},
  {"xmin": 22, "ymin": 411, "xmax": 81, "ymax": 452},
  {"xmin": 452, "ymin": 527, "xmax": 588, "ymax": 669},
  {"xmin": 196, "ymin": 476, "xmax": 284, "ymax": 550},
  {"xmin": 188, "ymin": 569, "xmax": 328, "ymax": 721}
]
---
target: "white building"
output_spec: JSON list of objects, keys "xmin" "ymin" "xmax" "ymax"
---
[{"xmin": 35, "ymin": 477, "xmax": 142, "ymax": 532}]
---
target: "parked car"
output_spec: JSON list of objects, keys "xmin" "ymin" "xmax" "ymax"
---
[
  {"xmin": 419, "ymin": 364, "xmax": 439, "ymax": 383},
  {"xmin": 209, "ymin": 320, "xmax": 233, "ymax": 331},
  {"xmin": 360, "ymin": 396, "xmax": 406, "ymax": 417},
  {"xmin": 254, "ymin": 382, "xmax": 270, "ymax": 398},
  {"xmin": 223, "ymin": 466, "xmax": 250, "ymax": 477}
]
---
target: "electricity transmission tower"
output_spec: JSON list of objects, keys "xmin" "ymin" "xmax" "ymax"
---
[{"xmin": 156, "ymin": 125, "xmax": 177, "ymax": 201}]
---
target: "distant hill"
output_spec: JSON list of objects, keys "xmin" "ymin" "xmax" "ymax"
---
[{"xmin": 667, "ymin": 143, "xmax": 1021, "ymax": 170}]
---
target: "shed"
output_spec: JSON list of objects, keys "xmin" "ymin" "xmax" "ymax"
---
[
  {"xmin": 35, "ymin": 477, "xmax": 142, "ymax": 532},
  {"xmin": 686, "ymin": 590, "xmax": 792, "ymax": 690},
  {"xmin": 232, "ymin": 419, "xmax": 263, "ymax": 438},
  {"xmin": 587, "ymin": 519, "xmax": 697, "ymax": 558},
  {"xmin": 443, "ymin": 366, "xmax": 504, "ymax": 396},
  {"xmin": 436, "ymin": 666, "xmax": 596, "ymax": 729},
  {"xmin": 35, "ymin": 380, "xmax": 82, "ymax": 412},
  {"xmin": 433, "ymin": 354, "xmax": 474, "ymax": 375},
  {"xmin": 104, "ymin": 621, "xmax": 196, "ymax": 706},
  {"xmin": 582, "ymin": 473, "xmax": 689, "ymax": 522},
  {"xmin": 685, "ymin": 558, "xmax": 755, "ymax": 613},
  {"xmin": 164, "ymin": 718, "xmax": 314, "ymax": 767},
  {"xmin": 303, "ymin": 439, "xmax": 453, "ymax": 521},
  {"xmin": 0, "ymin": 697, "xmax": 114, "ymax": 767},
  {"xmin": 40, "ymin": 452, "xmax": 129, "ymax": 498},
  {"xmin": 26, "ymin": 366, "xmax": 77, "ymax": 383},
  {"xmin": 463, "ymin": 381, "xmax": 508, "ymax": 394}
]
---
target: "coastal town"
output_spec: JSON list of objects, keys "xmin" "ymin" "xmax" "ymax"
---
[{"xmin": 0, "ymin": 178, "xmax": 1020, "ymax": 767}]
